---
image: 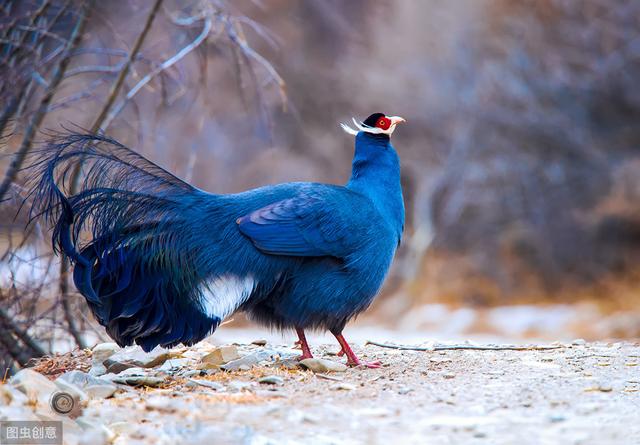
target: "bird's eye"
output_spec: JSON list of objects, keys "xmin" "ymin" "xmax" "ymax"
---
[{"xmin": 377, "ymin": 117, "xmax": 390, "ymax": 130}]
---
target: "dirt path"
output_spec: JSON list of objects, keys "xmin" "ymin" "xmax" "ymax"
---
[{"xmin": 3, "ymin": 340, "xmax": 640, "ymax": 444}]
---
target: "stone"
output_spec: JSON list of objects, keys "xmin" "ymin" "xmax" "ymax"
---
[
  {"xmin": 89, "ymin": 343, "xmax": 120, "ymax": 376},
  {"xmin": 299, "ymin": 358, "xmax": 347, "ymax": 373},
  {"xmin": 258, "ymin": 375, "xmax": 284, "ymax": 385},
  {"xmin": 228, "ymin": 380, "xmax": 253, "ymax": 391},
  {"xmin": 187, "ymin": 378, "xmax": 225, "ymax": 391},
  {"xmin": 56, "ymin": 371, "xmax": 117, "ymax": 399},
  {"xmin": 54, "ymin": 378, "xmax": 88, "ymax": 402},
  {"xmin": 277, "ymin": 358, "xmax": 302, "ymax": 370},
  {"xmin": 84, "ymin": 385, "xmax": 117, "ymax": 399},
  {"xmin": 332, "ymin": 382, "xmax": 356, "ymax": 391},
  {"xmin": 117, "ymin": 367, "xmax": 146, "ymax": 376},
  {"xmin": 104, "ymin": 346, "xmax": 183, "ymax": 374},
  {"xmin": 158, "ymin": 358, "xmax": 191, "ymax": 372},
  {"xmin": 251, "ymin": 339, "xmax": 268, "ymax": 346},
  {"xmin": 180, "ymin": 369, "xmax": 204, "ymax": 378},
  {"xmin": 9, "ymin": 369, "xmax": 58, "ymax": 407},
  {"xmin": 220, "ymin": 349, "xmax": 280, "ymax": 371},
  {"xmin": 111, "ymin": 375, "xmax": 165, "ymax": 387},
  {"xmin": 200, "ymin": 346, "xmax": 241, "ymax": 367}
]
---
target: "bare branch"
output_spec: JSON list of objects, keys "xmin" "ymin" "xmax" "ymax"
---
[
  {"xmin": 101, "ymin": 13, "xmax": 213, "ymax": 130},
  {"xmin": 0, "ymin": 0, "xmax": 94, "ymax": 202},
  {"xmin": 366, "ymin": 340, "xmax": 564, "ymax": 352}
]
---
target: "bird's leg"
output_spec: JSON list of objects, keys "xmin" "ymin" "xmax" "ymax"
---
[
  {"xmin": 332, "ymin": 332, "xmax": 381, "ymax": 368},
  {"xmin": 295, "ymin": 327, "xmax": 313, "ymax": 360}
]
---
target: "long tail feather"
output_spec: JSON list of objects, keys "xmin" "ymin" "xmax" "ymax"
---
[{"xmin": 27, "ymin": 133, "xmax": 221, "ymax": 351}]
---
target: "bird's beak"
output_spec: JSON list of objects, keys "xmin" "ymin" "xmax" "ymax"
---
[{"xmin": 389, "ymin": 116, "xmax": 406, "ymax": 127}]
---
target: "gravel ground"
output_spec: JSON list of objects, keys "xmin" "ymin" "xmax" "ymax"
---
[{"xmin": 2, "ymin": 339, "xmax": 639, "ymax": 445}]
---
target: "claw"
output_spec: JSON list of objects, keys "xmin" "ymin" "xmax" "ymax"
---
[{"xmin": 333, "ymin": 332, "xmax": 381, "ymax": 369}]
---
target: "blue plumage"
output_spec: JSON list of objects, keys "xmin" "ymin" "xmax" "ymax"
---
[{"xmin": 28, "ymin": 114, "xmax": 405, "ymax": 366}]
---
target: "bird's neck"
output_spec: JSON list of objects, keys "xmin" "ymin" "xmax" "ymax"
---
[{"xmin": 347, "ymin": 133, "xmax": 404, "ymax": 231}]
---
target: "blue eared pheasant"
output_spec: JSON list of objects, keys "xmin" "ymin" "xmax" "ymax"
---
[{"xmin": 29, "ymin": 113, "xmax": 406, "ymax": 367}]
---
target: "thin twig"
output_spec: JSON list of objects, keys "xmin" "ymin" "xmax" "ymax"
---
[
  {"xmin": 0, "ymin": 305, "xmax": 46, "ymax": 357},
  {"xmin": 102, "ymin": 14, "xmax": 212, "ymax": 130},
  {"xmin": 365, "ymin": 340, "xmax": 564, "ymax": 352},
  {"xmin": 0, "ymin": 0, "xmax": 93, "ymax": 203},
  {"xmin": 90, "ymin": 0, "xmax": 164, "ymax": 134}
]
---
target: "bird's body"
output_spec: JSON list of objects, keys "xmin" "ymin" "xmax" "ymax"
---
[{"xmin": 30, "ymin": 114, "xmax": 405, "ymax": 366}]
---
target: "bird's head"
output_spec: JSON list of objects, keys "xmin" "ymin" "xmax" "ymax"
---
[{"xmin": 341, "ymin": 113, "xmax": 406, "ymax": 137}]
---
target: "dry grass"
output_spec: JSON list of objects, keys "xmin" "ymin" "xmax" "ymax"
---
[{"xmin": 28, "ymin": 349, "xmax": 91, "ymax": 379}]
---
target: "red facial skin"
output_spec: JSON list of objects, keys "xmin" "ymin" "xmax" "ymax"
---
[{"xmin": 375, "ymin": 116, "xmax": 391, "ymax": 130}]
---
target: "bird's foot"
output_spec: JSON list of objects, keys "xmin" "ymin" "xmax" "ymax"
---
[
  {"xmin": 333, "ymin": 332, "xmax": 381, "ymax": 369},
  {"xmin": 297, "ymin": 352, "xmax": 314, "ymax": 361},
  {"xmin": 295, "ymin": 327, "xmax": 313, "ymax": 361},
  {"xmin": 347, "ymin": 358, "xmax": 382, "ymax": 369}
]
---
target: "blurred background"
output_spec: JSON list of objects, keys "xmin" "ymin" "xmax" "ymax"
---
[{"xmin": 1, "ymin": 0, "xmax": 640, "ymax": 372}]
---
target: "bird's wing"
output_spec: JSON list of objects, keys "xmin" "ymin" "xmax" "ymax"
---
[{"xmin": 237, "ymin": 187, "xmax": 371, "ymax": 258}]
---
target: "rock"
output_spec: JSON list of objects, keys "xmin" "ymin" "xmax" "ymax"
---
[
  {"xmin": 84, "ymin": 385, "xmax": 117, "ymax": 399},
  {"xmin": 228, "ymin": 380, "xmax": 253, "ymax": 391},
  {"xmin": 187, "ymin": 378, "xmax": 225, "ymax": 391},
  {"xmin": 56, "ymin": 371, "xmax": 117, "ymax": 399},
  {"xmin": 258, "ymin": 375, "xmax": 284, "ymax": 385},
  {"xmin": 299, "ymin": 358, "xmax": 347, "ymax": 373},
  {"xmin": 117, "ymin": 367, "xmax": 147, "ymax": 376},
  {"xmin": 9, "ymin": 369, "xmax": 58, "ymax": 407},
  {"xmin": 180, "ymin": 369, "xmax": 204, "ymax": 378},
  {"xmin": 158, "ymin": 358, "xmax": 191, "ymax": 372},
  {"xmin": 572, "ymin": 338, "xmax": 587, "ymax": 346},
  {"xmin": 398, "ymin": 386, "xmax": 414, "ymax": 395},
  {"xmin": 584, "ymin": 384, "xmax": 613, "ymax": 393},
  {"xmin": 111, "ymin": 375, "xmax": 165, "ymax": 387},
  {"xmin": 54, "ymin": 378, "xmax": 88, "ymax": 402},
  {"xmin": 276, "ymin": 358, "xmax": 302, "ymax": 370},
  {"xmin": 332, "ymin": 382, "xmax": 356, "ymax": 391},
  {"xmin": 104, "ymin": 346, "xmax": 183, "ymax": 374},
  {"xmin": 220, "ymin": 349, "xmax": 280, "ymax": 371},
  {"xmin": 0, "ymin": 384, "xmax": 28, "ymax": 406},
  {"xmin": 251, "ymin": 339, "xmax": 268, "ymax": 346},
  {"xmin": 199, "ymin": 346, "xmax": 240, "ymax": 368},
  {"xmin": 89, "ymin": 343, "xmax": 120, "ymax": 376},
  {"xmin": 314, "ymin": 373, "xmax": 343, "ymax": 382}
]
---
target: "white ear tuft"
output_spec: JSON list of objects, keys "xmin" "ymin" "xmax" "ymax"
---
[
  {"xmin": 340, "ymin": 122, "xmax": 359, "ymax": 136},
  {"xmin": 341, "ymin": 116, "xmax": 386, "ymax": 136},
  {"xmin": 353, "ymin": 117, "xmax": 384, "ymax": 134}
]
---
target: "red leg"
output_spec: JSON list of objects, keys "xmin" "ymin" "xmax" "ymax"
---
[
  {"xmin": 295, "ymin": 327, "xmax": 313, "ymax": 360},
  {"xmin": 333, "ymin": 332, "xmax": 381, "ymax": 368}
]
